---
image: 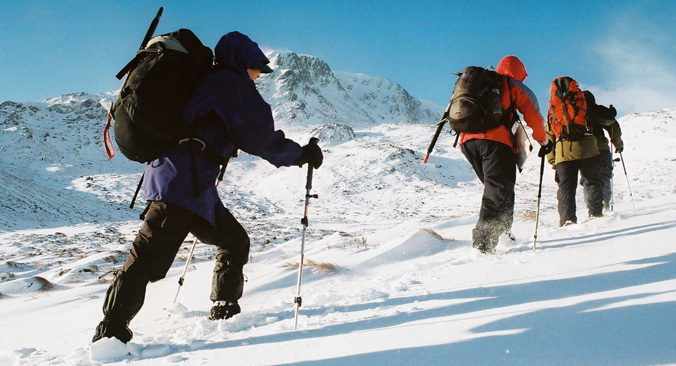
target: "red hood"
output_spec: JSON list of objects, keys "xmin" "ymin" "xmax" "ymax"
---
[{"xmin": 496, "ymin": 55, "xmax": 528, "ymax": 82}]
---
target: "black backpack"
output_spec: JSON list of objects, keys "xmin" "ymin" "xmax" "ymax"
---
[
  {"xmin": 447, "ymin": 66, "xmax": 504, "ymax": 133},
  {"xmin": 111, "ymin": 28, "xmax": 214, "ymax": 163}
]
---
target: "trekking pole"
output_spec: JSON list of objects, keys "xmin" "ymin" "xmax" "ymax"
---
[
  {"xmin": 533, "ymin": 155, "xmax": 545, "ymax": 251},
  {"xmin": 173, "ymin": 237, "xmax": 199, "ymax": 304},
  {"xmin": 104, "ymin": 7, "xmax": 163, "ymax": 159},
  {"xmin": 423, "ymin": 103, "xmax": 450, "ymax": 163},
  {"xmin": 294, "ymin": 138, "xmax": 319, "ymax": 330},
  {"xmin": 618, "ymin": 152, "xmax": 636, "ymax": 209}
]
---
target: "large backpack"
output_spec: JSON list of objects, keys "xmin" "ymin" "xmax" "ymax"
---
[
  {"xmin": 547, "ymin": 76, "xmax": 588, "ymax": 140},
  {"xmin": 447, "ymin": 66, "xmax": 504, "ymax": 133},
  {"xmin": 111, "ymin": 28, "xmax": 214, "ymax": 163}
]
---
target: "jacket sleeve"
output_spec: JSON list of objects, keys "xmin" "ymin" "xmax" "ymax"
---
[
  {"xmin": 545, "ymin": 115, "xmax": 557, "ymax": 166},
  {"xmin": 592, "ymin": 104, "xmax": 617, "ymax": 121},
  {"xmin": 193, "ymin": 74, "xmax": 302, "ymax": 168},
  {"xmin": 509, "ymin": 79, "xmax": 547, "ymax": 144},
  {"xmin": 605, "ymin": 121, "xmax": 623, "ymax": 151}
]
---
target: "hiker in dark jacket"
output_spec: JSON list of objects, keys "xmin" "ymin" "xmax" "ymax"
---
[
  {"xmin": 458, "ymin": 55, "xmax": 548, "ymax": 254},
  {"xmin": 92, "ymin": 31, "xmax": 323, "ymax": 344},
  {"xmin": 582, "ymin": 90, "xmax": 624, "ymax": 210}
]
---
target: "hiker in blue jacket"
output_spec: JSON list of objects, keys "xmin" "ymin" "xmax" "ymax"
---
[{"xmin": 93, "ymin": 31, "xmax": 323, "ymax": 344}]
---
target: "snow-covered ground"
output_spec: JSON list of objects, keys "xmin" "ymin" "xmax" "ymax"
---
[{"xmin": 1, "ymin": 106, "xmax": 675, "ymax": 365}]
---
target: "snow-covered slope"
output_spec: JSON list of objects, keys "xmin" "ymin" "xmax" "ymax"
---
[{"xmin": 0, "ymin": 57, "xmax": 675, "ymax": 365}]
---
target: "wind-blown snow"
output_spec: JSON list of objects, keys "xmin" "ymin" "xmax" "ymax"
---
[{"xmin": 0, "ymin": 59, "xmax": 675, "ymax": 365}]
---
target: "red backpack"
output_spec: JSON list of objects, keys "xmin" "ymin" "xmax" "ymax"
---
[{"xmin": 547, "ymin": 76, "xmax": 588, "ymax": 140}]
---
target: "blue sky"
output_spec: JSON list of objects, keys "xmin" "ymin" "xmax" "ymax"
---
[{"xmin": 1, "ymin": 0, "xmax": 675, "ymax": 116}]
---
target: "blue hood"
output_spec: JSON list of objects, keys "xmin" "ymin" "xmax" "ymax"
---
[{"xmin": 215, "ymin": 31, "xmax": 271, "ymax": 78}]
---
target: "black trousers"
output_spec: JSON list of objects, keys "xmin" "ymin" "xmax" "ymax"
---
[
  {"xmin": 582, "ymin": 149, "xmax": 613, "ymax": 205},
  {"xmin": 555, "ymin": 154, "xmax": 605, "ymax": 225},
  {"xmin": 461, "ymin": 139, "xmax": 516, "ymax": 248},
  {"xmin": 101, "ymin": 201, "xmax": 250, "ymax": 325}
]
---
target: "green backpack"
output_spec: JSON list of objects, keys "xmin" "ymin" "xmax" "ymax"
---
[
  {"xmin": 111, "ymin": 29, "xmax": 214, "ymax": 163},
  {"xmin": 447, "ymin": 66, "xmax": 504, "ymax": 133}
]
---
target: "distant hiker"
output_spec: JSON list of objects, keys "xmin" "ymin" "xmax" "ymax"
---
[
  {"xmin": 582, "ymin": 90, "xmax": 624, "ymax": 210},
  {"xmin": 92, "ymin": 31, "xmax": 323, "ymax": 344},
  {"xmin": 545, "ymin": 77, "xmax": 604, "ymax": 226},
  {"xmin": 455, "ymin": 55, "xmax": 548, "ymax": 254}
]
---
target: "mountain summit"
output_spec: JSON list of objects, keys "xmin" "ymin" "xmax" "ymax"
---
[{"xmin": 259, "ymin": 51, "xmax": 441, "ymax": 127}]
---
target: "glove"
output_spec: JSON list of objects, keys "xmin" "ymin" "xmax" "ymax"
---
[
  {"xmin": 295, "ymin": 143, "xmax": 323, "ymax": 169},
  {"xmin": 615, "ymin": 146, "xmax": 623, "ymax": 153},
  {"xmin": 538, "ymin": 140, "xmax": 554, "ymax": 158}
]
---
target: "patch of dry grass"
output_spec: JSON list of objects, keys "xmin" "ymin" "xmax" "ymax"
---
[
  {"xmin": 281, "ymin": 258, "xmax": 337, "ymax": 272},
  {"xmin": 422, "ymin": 228, "xmax": 444, "ymax": 240}
]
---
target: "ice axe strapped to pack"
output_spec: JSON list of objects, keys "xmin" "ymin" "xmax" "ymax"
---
[{"xmin": 423, "ymin": 102, "xmax": 451, "ymax": 164}]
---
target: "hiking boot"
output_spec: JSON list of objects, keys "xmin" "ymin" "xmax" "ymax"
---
[
  {"xmin": 481, "ymin": 243, "xmax": 496, "ymax": 254},
  {"xmin": 92, "ymin": 318, "xmax": 133, "ymax": 343},
  {"xmin": 473, "ymin": 241, "xmax": 496, "ymax": 254},
  {"xmin": 208, "ymin": 301, "xmax": 241, "ymax": 321},
  {"xmin": 560, "ymin": 220, "xmax": 576, "ymax": 227},
  {"xmin": 504, "ymin": 231, "xmax": 516, "ymax": 241},
  {"xmin": 589, "ymin": 209, "xmax": 603, "ymax": 219}
]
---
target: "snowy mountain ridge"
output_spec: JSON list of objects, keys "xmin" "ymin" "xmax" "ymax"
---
[
  {"xmin": 0, "ymin": 50, "xmax": 441, "ymax": 231},
  {"xmin": 261, "ymin": 51, "xmax": 440, "ymax": 127},
  {"xmin": 1, "ymin": 50, "xmax": 676, "ymax": 364}
]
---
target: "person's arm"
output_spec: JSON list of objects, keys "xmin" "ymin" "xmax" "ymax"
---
[
  {"xmin": 510, "ymin": 79, "xmax": 547, "ymax": 144},
  {"xmin": 216, "ymin": 79, "xmax": 303, "ymax": 168},
  {"xmin": 607, "ymin": 121, "xmax": 624, "ymax": 152}
]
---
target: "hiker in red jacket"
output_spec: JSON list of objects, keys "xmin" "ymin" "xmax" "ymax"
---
[{"xmin": 458, "ymin": 55, "xmax": 549, "ymax": 253}]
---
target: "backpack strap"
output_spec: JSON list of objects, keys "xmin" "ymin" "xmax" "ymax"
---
[
  {"xmin": 176, "ymin": 111, "xmax": 240, "ymax": 196},
  {"xmin": 129, "ymin": 172, "xmax": 145, "ymax": 209},
  {"xmin": 501, "ymin": 77, "xmax": 519, "ymax": 128}
]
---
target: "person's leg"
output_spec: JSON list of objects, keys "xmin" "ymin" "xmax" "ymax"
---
[
  {"xmin": 92, "ymin": 270, "xmax": 148, "ymax": 343},
  {"xmin": 190, "ymin": 206, "xmax": 250, "ymax": 320},
  {"xmin": 463, "ymin": 140, "xmax": 489, "ymax": 251},
  {"xmin": 93, "ymin": 201, "xmax": 192, "ymax": 342},
  {"xmin": 579, "ymin": 155, "xmax": 605, "ymax": 217},
  {"xmin": 477, "ymin": 142, "xmax": 516, "ymax": 252},
  {"xmin": 463, "ymin": 140, "xmax": 516, "ymax": 252},
  {"xmin": 556, "ymin": 161, "xmax": 580, "ymax": 226}
]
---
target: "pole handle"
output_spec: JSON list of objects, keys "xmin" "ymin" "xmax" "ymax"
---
[{"xmin": 305, "ymin": 138, "xmax": 319, "ymax": 190}]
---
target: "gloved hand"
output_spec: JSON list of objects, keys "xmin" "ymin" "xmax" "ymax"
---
[
  {"xmin": 295, "ymin": 143, "xmax": 323, "ymax": 169},
  {"xmin": 538, "ymin": 140, "xmax": 554, "ymax": 158},
  {"xmin": 615, "ymin": 146, "xmax": 624, "ymax": 153}
]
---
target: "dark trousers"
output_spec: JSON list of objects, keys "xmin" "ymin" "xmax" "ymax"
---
[
  {"xmin": 555, "ymin": 154, "xmax": 605, "ymax": 225},
  {"xmin": 583, "ymin": 149, "xmax": 613, "ymax": 206},
  {"xmin": 461, "ymin": 139, "xmax": 516, "ymax": 249},
  {"xmin": 101, "ymin": 201, "xmax": 250, "ymax": 325}
]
